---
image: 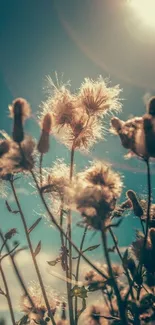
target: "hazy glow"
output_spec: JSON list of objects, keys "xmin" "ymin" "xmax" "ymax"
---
[{"xmin": 129, "ymin": 0, "xmax": 155, "ymax": 27}]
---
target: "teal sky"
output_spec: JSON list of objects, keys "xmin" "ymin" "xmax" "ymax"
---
[{"xmin": 0, "ymin": 0, "xmax": 155, "ymax": 323}]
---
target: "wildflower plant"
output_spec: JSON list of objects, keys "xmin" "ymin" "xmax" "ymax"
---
[{"xmin": 0, "ymin": 75, "xmax": 155, "ymax": 325}]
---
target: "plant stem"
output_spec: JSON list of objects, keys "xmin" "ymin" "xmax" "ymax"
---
[
  {"xmin": 0, "ymin": 230, "xmax": 35, "ymax": 309},
  {"xmin": 10, "ymin": 180, "xmax": 56, "ymax": 325},
  {"xmin": 39, "ymin": 153, "xmax": 43, "ymax": 187},
  {"xmin": 125, "ymin": 159, "xmax": 152, "ymax": 303},
  {"xmin": 143, "ymin": 159, "xmax": 151, "ymax": 250},
  {"xmin": 0, "ymin": 263, "xmax": 16, "ymax": 325},
  {"xmin": 66, "ymin": 144, "xmax": 75, "ymax": 325},
  {"xmin": 75, "ymin": 226, "xmax": 87, "ymax": 324},
  {"xmin": 30, "ymin": 170, "xmax": 108, "ymax": 280},
  {"xmin": 109, "ymin": 228, "xmax": 134, "ymax": 300},
  {"xmin": 101, "ymin": 224, "xmax": 128, "ymax": 325}
]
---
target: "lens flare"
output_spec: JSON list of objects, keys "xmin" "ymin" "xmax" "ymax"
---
[{"xmin": 128, "ymin": 0, "xmax": 155, "ymax": 28}]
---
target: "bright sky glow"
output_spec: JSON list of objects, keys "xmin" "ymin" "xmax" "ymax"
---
[{"xmin": 129, "ymin": 0, "xmax": 155, "ymax": 28}]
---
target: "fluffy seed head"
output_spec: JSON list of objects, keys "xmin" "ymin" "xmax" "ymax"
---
[
  {"xmin": 79, "ymin": 77, "xmax": 122, "ymax": 117},
  {"xmin": 69, "ymin": 161, "xmax": 122, "ymax": 229}
]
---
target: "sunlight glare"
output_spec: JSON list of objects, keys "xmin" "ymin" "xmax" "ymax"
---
[{"xmin": 129, "ymin": 0, "xmax": 155, "ymax": 28}]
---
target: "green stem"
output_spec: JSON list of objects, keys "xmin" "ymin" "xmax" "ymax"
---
[{"xmin": 10, "ymin": 180, "xmax": 56, "ymax": 325}]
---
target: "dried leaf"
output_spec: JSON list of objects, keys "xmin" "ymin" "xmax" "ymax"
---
[
  {"xmin": 28, "ymin": 218, "xmax": 42, "ymax": 234},
  {"xmin": 47, "ymin": 257, "xmax": 61, "ymax": 266},
  {"xmin": 34, "ymin": 241, "xmax": 41, "ymax": 257}
]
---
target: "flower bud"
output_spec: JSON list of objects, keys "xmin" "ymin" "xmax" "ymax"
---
[
  {"xmin": 9, "ymin": 98, "xmax": 31, "ymax": 143},
  {"xmin": 147, "ymin": 96, "xmax": 155, "ymax": 116},
  {"xmin": 37, "ymin": 113, "xmax": 52, "ymax": 154},
  {"xmin": 126, "ymin": 190, "xmax": 143, "ymax": 217}
]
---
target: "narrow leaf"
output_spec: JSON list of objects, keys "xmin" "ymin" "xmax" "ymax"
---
[
  {"xmin": 28, "ymin": 218, "xmax": 42, "ymax": 234},
  {"xmin": 47, "ymin": 257, "xmax": 61, "ymax": 266},
  {"xmin": 83, "ymin": 244, "xmax": 100, "ymax": 253},
  {"xmin": 34, "ymin": 241, "xmax": 41, "ymax": 257}
]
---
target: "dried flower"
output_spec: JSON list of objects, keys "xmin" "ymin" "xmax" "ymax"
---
[
  {"xmin": 39, "ymin": 77, "xmax": 120, "ymax": 151},
  {"xmin": 69, "ymin": 161, "xmax": 122, "ymax": 229},
  {"xmin": 9, "ymin": 98, "xmax": 31, "ymax": 143},
  {"xmin": 78, "ymin": 76, "xmax": 122, "ymax": 117}
]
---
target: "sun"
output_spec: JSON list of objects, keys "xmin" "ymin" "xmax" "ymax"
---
[{"xmin": 128, "ymin": 0, "xmax": 155, "ymax": 28}]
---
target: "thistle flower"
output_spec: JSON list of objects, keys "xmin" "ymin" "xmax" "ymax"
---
[
  {"xmin": 39, "ymin": 77, "xmax": 120, "ymax": 151},
  {"xmin": 78, "ymin": 77, "xmax": 122, "ymax": 117},
  {"xmin": 9, "ymin": 98, "xmax": 31, "ymax": 143},
  {"xmin": 37, "ymin": 112, "xmax": 52, "ymax": 154},
  {"xmin": 69, "ymin": 161, "xmax": 122, "ymax": 229}
]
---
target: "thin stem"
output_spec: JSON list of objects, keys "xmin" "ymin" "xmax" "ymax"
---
[
  {"xmin": 60, "ymin": 202, "xmax": 65, "ymax": 247},
  {"xmin": 0, "ymin": 263, "xmax": 16, "ymax": 325},
  {"xmin": 30, "ymin": 170, "xmax": 108, "ymax": 280},
  {"xmin": 109, "ymin": 228, "xmax": 134, "ymax": 300},
  {"xmin": 0, "ymin": 230, "xmax": 35, "ymax": 309},
  {"xmin": 101, "ymin": 224, "xmax": 128, "ymax": 325},
  {"xmin": 39, "ymin": 153, "xmax": 43, "ymax": 187},
  {"xmin": 66, "ymin": 144, "xmax": 75, "ymax": 325},
  {"xmin": 125, "ymin": 159, "xmax": 152, "ymax": 303},
  {"xmin": 75, "ymin": 226, "xmax": 87, "ymax": 324},
  {"xmin": 143, "ymin": 159, "xmax": 151, "ymax": 250},
  {"xmin": 10, "ymin": 180, "xmax": 56, "ymax": 325}
]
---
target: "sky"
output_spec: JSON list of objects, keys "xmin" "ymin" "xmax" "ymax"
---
[{"xmin": 0, "ymin": 0, "xmax": 155, "ymax": 323}]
